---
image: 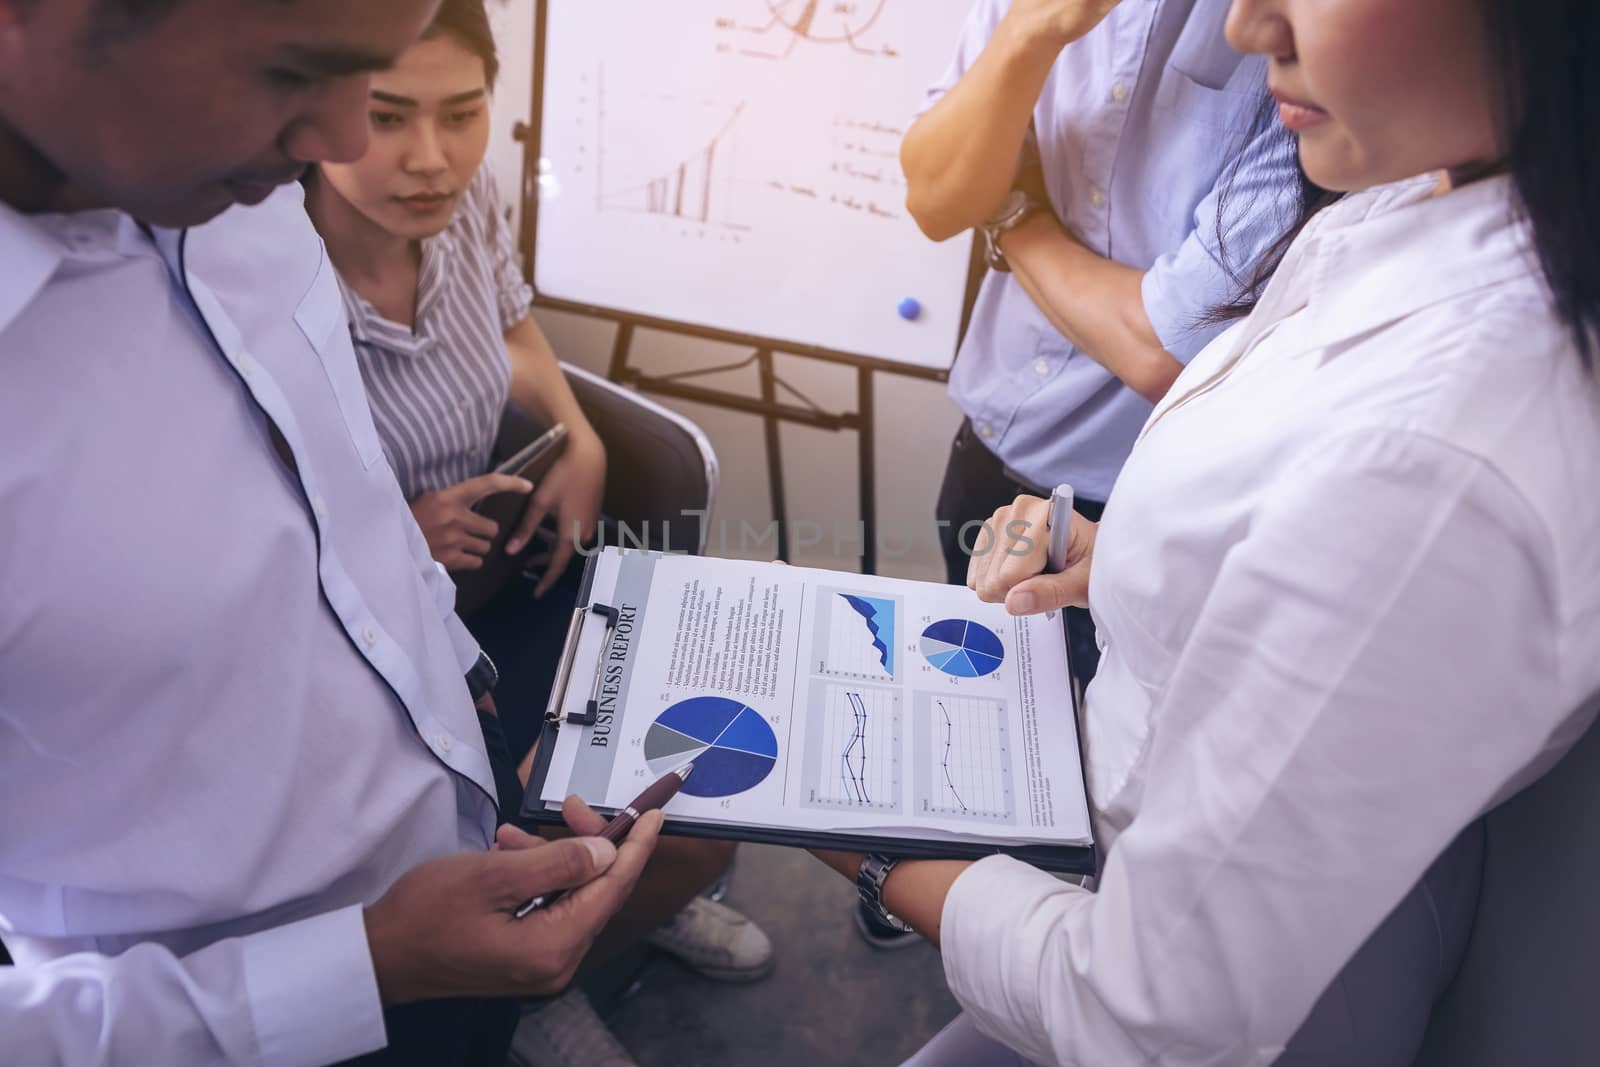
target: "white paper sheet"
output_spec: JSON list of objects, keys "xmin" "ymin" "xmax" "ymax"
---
[{"xmin": 540, "ymin": 549, "xmax": 1092, "ymax": 850}]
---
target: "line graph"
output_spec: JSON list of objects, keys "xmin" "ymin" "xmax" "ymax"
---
[
  {"xmin": 839, "ymin": 691, "xmax": 872, "ymax": 802},
  {"xmin": 802, "ymin": 681, "xmax": 901, "ymax": 813},
  {"xmin": 913, "ymin": 693, "xmax": 1014, "ymax": 822}
]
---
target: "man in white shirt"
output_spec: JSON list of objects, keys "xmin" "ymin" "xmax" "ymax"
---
[{"xmin": 0, "ymin": 1, "xmax": 660, "ymax": 1064}]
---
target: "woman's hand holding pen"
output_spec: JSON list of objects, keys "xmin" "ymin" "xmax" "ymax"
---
[
  {"xmin": 968, "ymin": 495, "xmax": 1098, "ymax": 616},
  {"xmin": 362, "ymin": 795, "xmax": 660, "ymax": 1006}
]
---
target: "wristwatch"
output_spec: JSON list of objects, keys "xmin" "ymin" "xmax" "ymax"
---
[
  {"xmin": 857, "ymin": 853, "xmax": 914, "ymax": 934},
  {"xmin": 981, "ymin": 188, "xmax": 1043, "ymax": 273},
  {"xmin": 465, "ymin": 650, "xmax": 500, "ymax": 703}
]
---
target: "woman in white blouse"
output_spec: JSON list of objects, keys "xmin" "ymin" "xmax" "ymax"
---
[{"xmin": 815, "ymin": 0, "xmax": 1600, "ymax": 1064}]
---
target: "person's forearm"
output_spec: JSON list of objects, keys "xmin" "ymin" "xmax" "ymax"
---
[
  {"xmin": 504, "ymin": 316, "xmax": 597, "ymax": 442},
  {"xmin": 901, "ymin": 18, "xmax": 1064, "ymax": 241},
  {"xmin": 1002, "ymin": 214, "xmax": 1182, "ymax": 403},
  {"xmin": 814, "ymin": 851, "xmax": 970, "ymax": 948}
]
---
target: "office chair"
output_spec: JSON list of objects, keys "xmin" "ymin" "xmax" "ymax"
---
[
  {"xmin": 493, "ymin": 362, "xmax": 719, "ymax": 557},
  {"xmin": 1412, "ymin": 691, "xmax": 1600, "ymax": 1066}
]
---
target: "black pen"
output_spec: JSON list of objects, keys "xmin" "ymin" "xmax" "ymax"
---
[{"xmin": 513, "ymin": 761, "xmax": 695, "ymax": 919}]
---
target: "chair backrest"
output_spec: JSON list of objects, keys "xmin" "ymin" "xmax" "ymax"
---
[
  {"xmin": 495, "ymin": 363, "xmax": 719, "ymax": 556},
  {"xmin": 1413, "ymin": 693, "xmax": 1600, "ymax": 1066}
]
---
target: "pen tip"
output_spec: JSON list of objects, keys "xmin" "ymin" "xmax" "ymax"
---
[{"xmin": 675, "ymin": 761, "xmax": 695, "ymax": 781}]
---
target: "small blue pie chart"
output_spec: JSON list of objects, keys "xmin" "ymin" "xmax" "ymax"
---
[{"xmin": 920, "ymin": 619, "xmax": 1006, "ymax": 678}]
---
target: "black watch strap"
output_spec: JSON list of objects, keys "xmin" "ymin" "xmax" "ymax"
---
[
  {"xmin": 857, "ymin": 853, "xmax": 914, "ymax": 934},
  {"xmin": 465, "ymin": 651, "xmax": 499, "ymax": 703}
]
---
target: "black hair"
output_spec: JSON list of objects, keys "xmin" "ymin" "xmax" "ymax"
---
[
  {"xmin": 1488, "ymin": 0, "xmax": 1599, "ymax": 365},
  {"xmin": 427, "ymin": 0, "xmax": 500, "ymax": 89},
  {"xmin": 1215, "ymin": 0, "xmax": 1599, "ymax": 366},
  {"xmin": 1206, "ymin": 94, "xmax": 1337, "ymax": 324}
]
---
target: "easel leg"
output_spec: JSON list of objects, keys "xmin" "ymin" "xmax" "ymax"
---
[
  {"xmin": 858, "ymin": 366, "xmax": 876, "ymax": 576},
  {"xmin": 606, "ymin": 321, "xmax": 635, "ymax": 381},
  {"xmin": 757, "ymin": 348, "xmax": 789, "ymax": 562}
]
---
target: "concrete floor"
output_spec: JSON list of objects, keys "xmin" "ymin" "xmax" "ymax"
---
[{"xmin": 604, "ymin": 845, "xmax": 960, "ymax": 1067}]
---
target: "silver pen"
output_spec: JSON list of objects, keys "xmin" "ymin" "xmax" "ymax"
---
[{"xmin": 1044, "ymin": 484, "xmax": 1075, "ymax": 620}]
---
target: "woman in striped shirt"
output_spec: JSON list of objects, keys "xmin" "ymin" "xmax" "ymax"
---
[{"xmin": 303, "ymin": 0, "xmax": 776, "ymax": 1046}]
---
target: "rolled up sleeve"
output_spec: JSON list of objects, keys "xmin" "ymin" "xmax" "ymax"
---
[{"xmin": 1141, "ymin": 121, "xmax": 1301, "ymax": 362}]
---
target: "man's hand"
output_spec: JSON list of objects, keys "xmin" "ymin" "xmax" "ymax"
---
[
  {"xmin": 967, "ymin": 495, "xmax": 1098, "ymax": 616},
  {"xmin": 410, "ymin": 474, "xmax": 534, "ymax": 572},
  {"xmin": 505, "ymin": 429, "xmax": 606, "ymax": 598},
  {"xmin": 363, "ymin": 797, "xmax": 660, "ymax": 1005},
  {"xmin": 1002, "ymin": 0, "xmax": 1124, "ymax": 50}
]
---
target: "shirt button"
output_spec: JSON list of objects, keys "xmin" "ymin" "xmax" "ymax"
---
[
  {"xmin": 978, "ymin": 423, "xmax": 995, "ymax": 441},
  {"xmin": 311, "ymin": 497, "xmax": 328, "ymax": 519},
  {"xmin": 236, "ymin": 352, "xmax": 254, "ymax": 379},
  {"xmin": 1111, "ymin": 81, "xmax": 1128, "ymax": 102},
  {"xmin": 1090, "ymin": 188, "xmax": 1106, "ymax": 208},
  {"xmin": 361, "ymin": 624, "xmax": 378, "ymax": 647},
  {"xmin": 436, "ymin": 733, "xmax": 453, "ymax": 753},
  {"xmin": 1035, "ymin": 359, "xmax": 1050, "ymax": 377}
]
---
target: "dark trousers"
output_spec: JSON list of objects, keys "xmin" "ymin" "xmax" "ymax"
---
[
  {"xmin": 466, "ymin": 563, "xmax": 586, "ymax": 765},
  {"xmin": 936, "ymin": 419, "xmax": 1105, "ymax": 688}
]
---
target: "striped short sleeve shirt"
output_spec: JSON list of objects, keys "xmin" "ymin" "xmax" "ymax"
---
[{"xmin": 336, "ymin": 166, "xmax": 534, "ymax": 499}]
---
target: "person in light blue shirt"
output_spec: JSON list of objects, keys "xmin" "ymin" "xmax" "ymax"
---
[
  {"xmin": 905, "ymin": 0, "xmax": 1301, "ymax": 684},
  {"xmin": 0, "ymin": 1, "xmax": 657, "ymax": 1064}
]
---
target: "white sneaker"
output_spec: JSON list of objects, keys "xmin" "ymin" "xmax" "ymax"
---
[
  {"xmin": 645, "ymin": 897, "xmax": 775, "ymax": 983},
  {"xmin": 507, "ymin": 988, "xmax": 636, "ymax": 1067}
]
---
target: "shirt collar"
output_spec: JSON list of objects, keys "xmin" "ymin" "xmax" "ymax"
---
[
  {"xmin": 0, "ymin": 201, "xmax": 67, "ymax": 337},
  {"xmin": 1294, "ymin": 173, "xmax": 1536, "ymax": 353},
  {"xmin": 0, "ymin": 202, "xmax": 175, "ymax": 339},
  {"xmin": 337, "ymin": 227, "xmax": 456, "ymax": 359}
]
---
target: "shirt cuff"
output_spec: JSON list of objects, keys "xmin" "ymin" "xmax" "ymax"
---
[
  {"xmin": 1140, "ymin": 254, "xmax": 1222, "ymax": 364},
  {"xmin": 444, "ymin": 611, "xmax": 482, "ymax": 676},
  {"xmin": 941, "ymin": 854, "xmax": 1091, "ymax": 1065},
  {"xmin": 240, "ymin": 906, "xmax": 387, "ymax": 1067}
]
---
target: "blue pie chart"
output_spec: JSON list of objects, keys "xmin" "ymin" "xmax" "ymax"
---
[
  {"xmin": 643, "ymin": 697, "xmax": 779, "ymax": 798},
  {"xmin": 920, "ymin": 619, "xmax": 1006, "ymax": 678}
]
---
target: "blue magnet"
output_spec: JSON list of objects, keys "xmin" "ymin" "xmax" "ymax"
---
[{"xmin": 897, "ymin": 297, "xmax": 923, "ymax": 321}]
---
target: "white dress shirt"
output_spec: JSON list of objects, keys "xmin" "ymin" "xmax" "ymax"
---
[
  {"xmin": 0, "ymin": 185, "xmax": 497, "ymax": 1066},
  {"xmin": 938, "ymin": 174, "xmax": 1600, "ymax": 1065}
]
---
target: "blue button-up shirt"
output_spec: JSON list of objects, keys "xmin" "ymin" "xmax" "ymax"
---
[
  {"xmin": 929, "ymin": 0, "xmax": 1299, "ymax": 500},
  {"xmin": 0, "ymin": 186, "xmax": 496, "ymax": 1065}
]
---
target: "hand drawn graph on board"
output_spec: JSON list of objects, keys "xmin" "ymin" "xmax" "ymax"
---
[
  {"xmin": 734, "ymin": 0, "xmax": 899, "ymax": 60},
  {"xmin": 594, "ymin": 65, "xmax": 751, "ymax": 232}
]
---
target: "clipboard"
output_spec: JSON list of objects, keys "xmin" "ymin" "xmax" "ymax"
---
[{"xmin": 520, "ymin": 552, "xmax": 1098, "ymax": 877}]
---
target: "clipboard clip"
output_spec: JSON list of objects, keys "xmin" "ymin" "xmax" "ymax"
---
[{"xmin": 546, "ymin": 602, "xmax": 622, "ymax": 727}]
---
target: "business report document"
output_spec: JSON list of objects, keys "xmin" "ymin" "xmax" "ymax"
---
[{"xmin": 533, "ymin": 548, "xmax": 1092, "ymax": 858}]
